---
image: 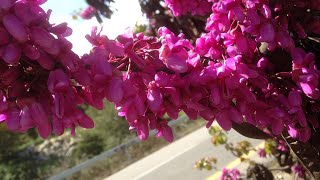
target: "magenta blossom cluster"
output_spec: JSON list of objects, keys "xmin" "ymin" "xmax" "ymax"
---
[
  {"xmin": 172, "ymin": 0, "xmax": 319, "ymax": 142},
  {"xmin": 152, "ymin": 0, "xmax": 320, "ymax": 142},
  {"xmin": 220, "ymin": 167, "xmax": 240, "ymax": 180},
  {"xmin": 81, "ymin": 29, "xmax": 179, "ymax": 142},
  {"xmin": 292, "ymin": 164, "xmax": 306, "ymax": 178},
  {"xmin": 164, "ymin": 0, "xmax": 212, "ymax": 16},
  {"xmin": 257, "ymin": 148, "xmax": 266, "ymax": 158},
  {"xmin": 80, "ymin": 6, "xmax": 96, "ymax": 20},
  {"xmin": 276, "ymin": 140, "xmax": 289, "ymax": 152},
  {"xmin": 0, "ymin": 0, "xmax": 95, "ymax": 138},
  {"xmin": 1, "ymin": 0, "xmax": 320, "ymax": 144}
]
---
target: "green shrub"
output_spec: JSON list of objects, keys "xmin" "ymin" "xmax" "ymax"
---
[
  {"xmin": 0, "ymin": 130, "xmax": 59, "ymax": 180},
  {"xmin": 72, "ymin": 102, "xmax": 134, "ymax": 159}
]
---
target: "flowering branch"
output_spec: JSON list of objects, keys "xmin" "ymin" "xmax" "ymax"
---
[{"xmin": 0, "ymin": 0, "xmax": 320, "ymax": 151}]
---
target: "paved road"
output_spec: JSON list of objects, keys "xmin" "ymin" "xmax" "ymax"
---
[{"xmin": 105, "ymin": 125, "xmax": 262, "ymax": 180}]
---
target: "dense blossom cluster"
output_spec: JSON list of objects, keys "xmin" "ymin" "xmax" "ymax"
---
[
  {"xmin": 157, "ymin": 0, "xmax": 320, "ymax": 142},
  {"xmin": 1, "ymin": 0, "xmax": 320, "ymax": 144},
  {"xmin": 0, "ymin": 0, "xmax": 95, "ymax": 138},
  {"xmin": 80, "ymin": 6, "xmax": 96, "ymax": 20},
  {"xmin": 94, "ymin": 0, "xmax": 319, "ymax": 142},
  {"xmin": 164, "ymin": 0, "xmax": 212, "ymax": 16},
  {"xmin": 220, "ymin": 167, "xmax": 240, "ymax": 180},
  {"xmin": 257, "ymin": 148, "xmax": 266, "ymax": 158},
  {"xmin": 292, "ymin": 164, "xmax": 306, "ymax": 178}
]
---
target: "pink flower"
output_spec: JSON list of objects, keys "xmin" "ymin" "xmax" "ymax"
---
[
  {"xmin": 147, "ymin": 83, "xmax": 163, "ymax": 113},
  {"xmin": 0, "ymin": 0, "xmax": 13, "ymax": 10},
  {"xmin": 220, "ymin": 168, "xmax": 240, "ymax": 180},
  {"xmin": 288, "ymin": 125, "xmax": 311, "ymax": 143},
  {"xmin": 277, "ymin": 140, "xmax": 289, "ymax": 152},
  {"xmin": 257, "ymin": 23, "xmax": 275, "ymax": 42},
  {"xmin": 1, "ymin": 0, "xmax": 319, "ymax": 144},
  {"xmin": 164, "ymin": 0, "xmax": 212, "ymax": 16},
  {"xmin": 107, "ymin": 77, "xmax": 124, "ymax": 103},
  {"xmin": 3, "ymin": 14, "xmax": 28, "ymax": 42},
  {"xmin": 157, "ymin": 121, "xmax": 173, "ymax": 142},
  {"xmin": 257, "ymin": 148, "xmax": 266, "ymax": 158},
  {"xmin": 159, "ymin": 27, "xmax": 191, "ymax": 73},
  {"xmin": 80, "ymin": 6, "xmax": 96, "ymax": 20},
  {"xmin": 292, "ymin": 164, "xmax": 305, "ymax": 178},
  {"xmin": 2, "ymin": 43, "xmax": 21, "ymax": 64}
]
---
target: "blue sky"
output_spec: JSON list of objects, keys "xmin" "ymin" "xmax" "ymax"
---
[{"xmin": 41, "ymin": 0, "xmax": 145, "ymax": 54}]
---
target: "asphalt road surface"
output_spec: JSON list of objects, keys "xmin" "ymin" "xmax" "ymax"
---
[{"xmin": 105, "ymin": 125, "xmax": 262, "ymax": 180}]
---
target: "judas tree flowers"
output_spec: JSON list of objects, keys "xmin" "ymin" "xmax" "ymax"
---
[
  {"xmin": 0, "ymin": 0, "xmax": 94, "ymax": 138},
  {"xmin": 80, "ymin": 6, "xmax": 96, "ymax": 20},
  {"xmin": 164, "ymin": 0, "xmax": 212, "ymax": 16},
  {"xmin": 292, "ymin": 164, "xmax": 306, "ymax": 178},
  {"xmin": 220, "ymin": 168, "xmax": 240, "ymax": 180},
  {"xmin": 257, "ymin": 148, "xmax": 266, "ymax": 158},
  {"xmin": 1, "ymin": 0, "xmax": 320, "ymax": 144}
]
